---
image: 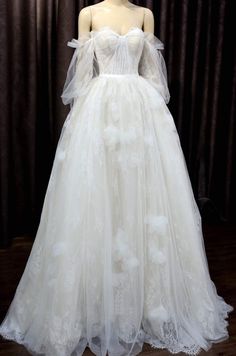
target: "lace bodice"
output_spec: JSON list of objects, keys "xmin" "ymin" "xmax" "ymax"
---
[{"xmin": 61, "ymin": 27, "xmax": 170, "ymax": 107}]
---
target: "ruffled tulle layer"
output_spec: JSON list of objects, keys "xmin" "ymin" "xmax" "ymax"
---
[{"xmin": 0, "ymin": 75, "xmax": 233, "ymax": 356}]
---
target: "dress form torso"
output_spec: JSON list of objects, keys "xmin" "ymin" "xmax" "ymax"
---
[{"xmin": 78, "ymin": 0, "xmax": 155, "ymax": 38}]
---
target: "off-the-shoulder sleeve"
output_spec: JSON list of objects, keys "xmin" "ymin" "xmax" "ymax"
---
[
  {"xmin": 139, "ymin": 32, "xmax": 170, "ymax": 104},
  {"xmin": 61, "ymin": 35, "xmax": 99, "ymax": 108}
]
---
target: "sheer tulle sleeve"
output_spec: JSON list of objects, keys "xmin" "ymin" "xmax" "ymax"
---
[
  {"xmin": 61, "ymin": 34, "xmax": 99, "ymax": 108},
  {"xmin": 139, "ymin": 32, "xmax": 170, "ymax": 104}
]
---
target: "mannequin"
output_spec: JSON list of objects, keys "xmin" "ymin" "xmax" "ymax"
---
[{"xmin": 78, "ymin": 0, "xmax": 154, "ymax": 38}]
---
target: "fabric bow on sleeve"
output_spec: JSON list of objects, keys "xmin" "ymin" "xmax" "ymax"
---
[
  {"xmin": 61, "ymin": 35, "xmax": 98, "ymax": 108},
  {"xmin": 139, "ymin": 32, "xmax": 170, "ymax": 104}
]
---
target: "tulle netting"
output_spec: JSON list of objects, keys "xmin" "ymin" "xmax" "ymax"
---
[{"xmin": 0, "ymin": 27, "xmax": 233, "ymax": 356}]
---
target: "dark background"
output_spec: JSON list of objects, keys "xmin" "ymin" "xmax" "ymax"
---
[{"xmin": 0, "ymin": 0, "xmax": 236, "ymax": 248}]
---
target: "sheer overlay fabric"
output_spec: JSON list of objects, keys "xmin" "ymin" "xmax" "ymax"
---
[{"xmin": 61, "ymin": 28, "xmax": 170, "ymax": 108}]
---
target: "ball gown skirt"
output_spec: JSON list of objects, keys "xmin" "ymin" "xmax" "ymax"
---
[{"xmin": 0, "ymin": 27, "xmax": 233, "ymax": 356}]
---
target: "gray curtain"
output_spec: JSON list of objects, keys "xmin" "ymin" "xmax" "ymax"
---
[{"xmin": 0, "ymin": 0, "xmax": 235, "ymax": 247}]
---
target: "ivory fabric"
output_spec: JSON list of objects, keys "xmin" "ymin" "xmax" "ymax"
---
[{"xmin": 0, "ymin": 27, "xmax": 233, "ymax": 356}]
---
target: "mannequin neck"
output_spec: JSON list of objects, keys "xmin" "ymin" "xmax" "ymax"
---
[{"xmin": 104, "ymin": 0, "xmax": 130, "ymax": 6}]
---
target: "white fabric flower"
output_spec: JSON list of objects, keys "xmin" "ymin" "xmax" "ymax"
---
[
  {"xmin": 148, "ymin": 304, "xmax": 169, "ymax": 322},
  {"xmin": 145, "ymin": 215, "xmax": 168, "ymax": 235},
  {"xmin": 103, "ymin": 124, "xmax": 120, "ymax": 149},
  {"xmin": 148, "ymin": 242, "xmax": 166, "ymax": 264},
  {"xmin": 113, "ymin": 228, "xmax": 139, "ymax": 270},
  {"xmin": 123, "ymin": 256, "xmax": 139, "ymax": 270}
]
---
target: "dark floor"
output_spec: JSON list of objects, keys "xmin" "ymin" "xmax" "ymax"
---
[{"xmin": 0, "ymin": 223, "xmax": 235, "ymax": 355}]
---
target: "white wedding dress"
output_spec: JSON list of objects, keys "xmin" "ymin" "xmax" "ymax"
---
[{"xmin": 0, "ymin": 27, "xmax": 233, "ymax": 356}]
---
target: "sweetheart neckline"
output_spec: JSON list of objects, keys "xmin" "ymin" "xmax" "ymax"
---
[
  {"xmin": 70, "ymin": 27, "xmax": 164, "ymax": 50},
  {"xmin": 90, "ymin": 26, "xmax": 144, "ymax": 37}
]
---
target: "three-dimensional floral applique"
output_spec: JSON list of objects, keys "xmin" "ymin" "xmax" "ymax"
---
[
  {"xmin": 144, "ymin": 214, "xmax": 168, "ymax": 235},
  {"xmin": 103, "ymin": 125, "xmax": 120, "ymax": 150},
  {"xmin": 144, "ymin": 214, "xmax": 168, "ymax": 265},
  {"xmin": 148, "ymin": 304, "xmax": 169, "ymax": 323},
  {"xmin": 148, "ymin": 240, "xmax": 166, "ymax": 265},
  {"xmin": 103, "ymin": 125, "xmax": 142, "ymax": 148},
  {"xmin": 113, "ymin": 227, "xmax": 139, "ymax": 271}
]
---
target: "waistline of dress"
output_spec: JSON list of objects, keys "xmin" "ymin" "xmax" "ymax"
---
[{"xmin": 99, "ymin": 73, "xmax": 140, "ymax": 77}]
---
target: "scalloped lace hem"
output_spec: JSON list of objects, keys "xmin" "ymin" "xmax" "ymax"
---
[{"xmin": 0, "ymin": 309, "xmax": 233, "ymax": 356}]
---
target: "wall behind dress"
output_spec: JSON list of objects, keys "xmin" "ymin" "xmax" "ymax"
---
[{"xmin": 0, "ymin": 0, "xmax": 235, "ymax": 247}]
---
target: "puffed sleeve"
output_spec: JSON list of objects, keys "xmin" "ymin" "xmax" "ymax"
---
[
  {"xmin": 139, "ymin": 32, "xmax": 170, "ymax": 104},
  {"xmin": 61, "ymin": 34, "xmax": 99, "ymax": 108}
]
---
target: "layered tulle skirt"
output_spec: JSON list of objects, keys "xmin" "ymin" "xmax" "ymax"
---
[{"xmin": 0, "ymin": 74, "xmax": 233, "ymax": 356}]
